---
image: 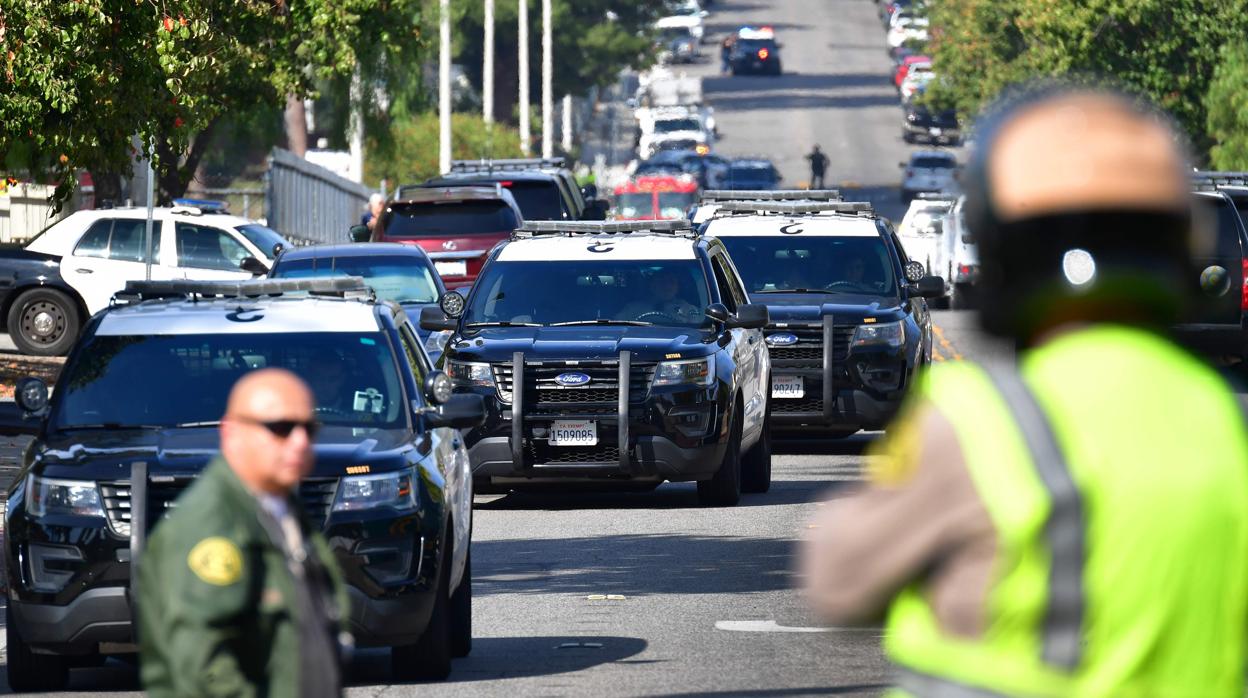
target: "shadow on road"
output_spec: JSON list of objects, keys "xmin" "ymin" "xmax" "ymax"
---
[
  {"xmin": 775, "ymin": 433, "xmax": 877, "ymax": 457},
  {"xmin": 703, "ymin": 73, "xmax": 891, "ymax": 93},
  {"xmin": 346, "ymin": 636, "xmax": 647, "ymax": 686}
]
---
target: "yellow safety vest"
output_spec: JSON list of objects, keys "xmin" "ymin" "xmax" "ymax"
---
[{"xmin": 886, "ymin": 325, "xmax": 1248, "ymax": 697}]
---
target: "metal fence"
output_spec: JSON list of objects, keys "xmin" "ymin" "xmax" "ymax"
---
[
  {"xmin": 265, "ymin": 147, "xmax": 373, "ymax": 245},
  {"xmin": 0, "ymin": 183, "xmax": 86, "ymax": 243}
]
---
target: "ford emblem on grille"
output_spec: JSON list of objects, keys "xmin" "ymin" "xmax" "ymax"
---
[
  {"xmin": 554, "ymin": 372, "xmax": 592, "ymax": 387},
  {"xmin": 766, "ymin": 333, "xmax": 799, "ymax": 346}
]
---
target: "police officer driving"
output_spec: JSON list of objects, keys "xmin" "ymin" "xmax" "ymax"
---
[
  {"xmin": 138, "ymin": 368, "xmax": 350, "ymax": 698},
  {"xmin": 801, "ymin": 86, "xmax": 1248, "ymax": 696}
]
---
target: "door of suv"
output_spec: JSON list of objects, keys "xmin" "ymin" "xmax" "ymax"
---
[
  {"xmin": 1189, "ymin": 192, "xmax": 1245, "ymax": 326},
  {"xmin": 65, "ymin": 218, "xmax": 178, "ymax": 315},
  {"xmin": 172, "ymin": 221, "xmax": 257, "ymax": 281},
  {"xmin": 710, "ymin": 253, "xmax": 766, "ymax": 435}
]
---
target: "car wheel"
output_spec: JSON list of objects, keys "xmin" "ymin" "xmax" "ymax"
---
[
  {"xmin": 7, "ymin": 288, "xmax": 80, "ymax": 356},
  {"xmin": 741, "ymin": 408, "xmax": 772, "ymax": 494},
  {"xmin": 450, "ymin": 548, "xmax": 472, "ymax": 658},
  {"xmin": 391, "ymin": 534, "xmax": 452, "ymax": 681},
  {"xmin": 903, "ymin": 132, "xmax": 916, "ymax": 144},
  {"xmin": 6, "ymin": 613, "xmax": 71, "ymax": 693},
  {"xmin": 698, "ymin": 405, "xmax": 742, "ymax": 507}
]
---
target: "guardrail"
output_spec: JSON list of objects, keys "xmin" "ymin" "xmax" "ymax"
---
[{"xmin": 264, "ymin": 147, "xmax": 373, "ymax": 245}]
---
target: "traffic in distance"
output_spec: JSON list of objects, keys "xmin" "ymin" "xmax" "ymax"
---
[{"xmin": 4, "ymin": 0, "xmax": 1248, "ymax": 694}]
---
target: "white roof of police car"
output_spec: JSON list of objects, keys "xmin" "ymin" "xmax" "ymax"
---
[
  {"xmin": 497, "ymin": 234, "xmax": 696, "ymax": 262},
  {"xmin": 94, "ymin": 296, "xmax": 382, "ymax": 336},
  {"xmin": 26, "ymin": 207, "xmax": 262, "ymax": 257},
  {"xmin": 703, "ymin": 214, "xmax": 878, "ymax": 237}
]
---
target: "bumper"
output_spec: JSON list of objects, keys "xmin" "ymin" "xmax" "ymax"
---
[
  {"xmin": 771, "ymin": 387, "xmax": 902, "ymax": 433},
  {"xmin": 470, "ymin": 435, "xmax": 725, "ymax": 483},
  {"xmin": 8, "ymin": 587, "xmax": 133, "ymax": 655},
  {"xmin": 346, "ymin": 584, "xmax": 436, "ymax": 648},
  {"xmin": 904, "ymin": 126, "xmax": 961, "ymax": 144}
]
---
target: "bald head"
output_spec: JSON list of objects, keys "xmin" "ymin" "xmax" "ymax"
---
[
  {"xmin": 221, "ymin": 369, "xmax": 316, "ymax": 495},
  {"xmin": 988, "ymin": 92, "xmax": 1189, "ymax": 221}
]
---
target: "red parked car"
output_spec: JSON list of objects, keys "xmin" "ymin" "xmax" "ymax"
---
[
  {"xmin": 612, "ymin": 175, "xmax": 700, "ymax": 220},
  {"xmin": 363, "ymin": 185, "xmax": 524, "ymax": 287},
  {"xmin": 894, "ymin": 55, "xmax": 931, "ymax": 88}
]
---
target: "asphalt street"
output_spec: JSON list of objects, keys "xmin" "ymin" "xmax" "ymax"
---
[{"xmin": 0, "ymin": 0, "xmax": 1008, "ymax": 695}]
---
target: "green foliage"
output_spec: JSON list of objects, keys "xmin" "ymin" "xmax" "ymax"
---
[
  {"xmin": 364, "ymin": 112, "xmax": 524, "ymax": 186},
  {"xmin": 926, "ymin": 0, "xmax": 1248, "ymax": 157},
  {"xmin": 1, "ymin": 0, "xmax": 427, "ymax": 202},
  {"xmin": 1207, "ymin": 42, "xmax": 1248, "ymax": 170}
]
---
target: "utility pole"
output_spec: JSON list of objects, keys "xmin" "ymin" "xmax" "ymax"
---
[
  {"xmin": 541, "ymin": 0, "xmax": 553, "ymax": 158},
  {"xmin": 143, "ymin": 147, "xmax": 154, "ymax": 281},
  {"xmin": 483, "ymin": 0, "xmax": 494, "ymax": 124},
  {"xmin": 439, "ymin": 0, "xmax": 452, "ymax": 173},
  {"xmin": 518, "ymin": 0, "xmax": 531, "ymax": 154},
  {"xmin": 561, "ymin": 94, "xmax": 573, "ymax": 153}
]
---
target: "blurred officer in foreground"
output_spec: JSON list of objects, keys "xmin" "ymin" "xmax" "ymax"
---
[
  {"xmin": 802, "ymin": 86, "xmax": 1248, "ymax": 696},
  {"xmin": 139, "ymin": 369, "xmax": 349, "ymax": 698}
]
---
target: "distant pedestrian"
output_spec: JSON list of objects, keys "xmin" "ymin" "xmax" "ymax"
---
[
  {"xmin": 138, "ymin": 369, "xmax": 350, "ymax": 698},
  {"xmin": 806, "ymin": 145, "xmax": 829, "ymax": 189},
  {"xmin": 721, "ymin": 36, "xmax": 734, "ymax": 74},
  {"xmin": 361, "ymin": 192, "xmax": 384, "ymax": 230}
]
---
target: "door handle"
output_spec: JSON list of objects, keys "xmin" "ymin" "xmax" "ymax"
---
[{"xmin": 74, "ymin": 268, "xmax": 94, "ymax": 274}]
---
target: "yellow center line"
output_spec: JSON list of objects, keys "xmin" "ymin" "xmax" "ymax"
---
[{"xmin": 931, "ymin": 324, "xmax": 964, "ymax": 361}]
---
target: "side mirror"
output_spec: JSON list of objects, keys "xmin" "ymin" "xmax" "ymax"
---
[
  {"xmin": 420, "ymin": 305, "xmax": 458, "ymax": 332},
  {"xmin": 910, "ymin": 275, "xmax": 945, "ymax": 298},
  {"xmin": 961, "ymin": 234, "xmax": 974, "ymax": 244},
  {"xmin": 625, "ymin": 97, "xmax": 638, "ymax": 109},
  {"xmin": 581, "ymin": 184, "xmax": 599, "ymax": 200},
  {"xmin": 239, "ymin": 256, "xmax": 269, "ymax": 276},
  {"xmin": 426, "ymin": 394, "xmax": 487, "ymax": 430},
  {"xmin": 905, "ymin": 260, "xmax": 926, "ymax": 283},
  {"xmin": 349, "ymin": 224, "xmax": 371, "ymax": 243},
  {"xmin": 271, "ymin": 242, "xmax": 286, "ymax": 257},
  {"xmin": 705, "ymin": 302, "xmax": 731, "ymax": 324},
  {"xmin": 727, "ymin": 303, "xmax": 770, "ymax": 330},
  {"xmin": 424, "ymin": 370, "xmax": 454, "ymax": 405},
  {"xmin": 898, "ymin": 161, "xmax": 908, "ymax": 169},
  {"xmin": 582, "ymin": 199, "xmax": 610, "ymax": 221}
]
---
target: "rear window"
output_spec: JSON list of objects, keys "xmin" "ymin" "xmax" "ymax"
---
[
  {"xmin": 1200, "ymin": 195, "xmax": 1245, "ymax": 258},
  {"xmin": 382, "ymin": 201, "xmax": 520, "ymax": 237},
  {"xmin": 736, "ymin": 39, "xmax": 777, "ymax": 51},
  {"xmin": 912, "ymin": 156, "xmax": 956, "ymax": 169},
  {"xmin": 498, "ymin": 181, "xmax": 566, "ymax": 220},
  {"xmin": 655, "ymin": 119, "xmax": 702, "ymax": 133}
]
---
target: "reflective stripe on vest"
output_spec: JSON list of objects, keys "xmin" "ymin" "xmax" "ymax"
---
[{"xmin": 984, "ymin": 367, "xmax": 1085, "ymax": 670}]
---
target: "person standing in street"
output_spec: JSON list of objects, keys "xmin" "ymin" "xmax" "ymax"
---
[
  {"xmin": 721, "ymin": 36, "xmax": 734, "ymax": 74},
  {"xmin": 801, "ymin": 86, "xmax": 1248, "ymax": 696},
  {"xmin": 361, "ymin": 192, "xmax": 385, "ymax": 231},
  {"xmin": 805, "ymin": 145, "xmax": 828, "ymax": 189},
  {"xmin": 138, "ymin": 369, "xmax": 350, "ymax": 698}
]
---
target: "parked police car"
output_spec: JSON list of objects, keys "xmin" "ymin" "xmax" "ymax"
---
[
  {"xmin": 0, "ymin": 277, "xmax": 484, "ymax": 691},
  {"xmin": 700, "ymin": 198, "xmax": 942, "ymax": 436},
  {"xmin": 421, "ymin": 220, "xmax": 772, "ymax": 506}
]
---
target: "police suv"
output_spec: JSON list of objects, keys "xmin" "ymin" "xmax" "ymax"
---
[
  {"xmin": 700, "ymin": 198, "xmax": 943, "ymax": 436},
  {"xmin": 0, "ymin": 278, "xmax": 484, "ymax": 691},
  {"xmin": 421, "ymin": 220, "xmax": 773, "ymax": 506}
]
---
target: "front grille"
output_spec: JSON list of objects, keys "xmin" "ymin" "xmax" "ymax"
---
[
  {"xmin": 526, "ymin": 443, "xmax": 622, "ymax": 466},
  {"xmin": 493, "ymin": 360, "xmax": 657, "ymax": 405},
  {"xmin": 100, "ymin": 477, "xmax": 339, "ymax": 537},
  {"xmin": 766, "ymin": 325, "xmax": 856, "ymax": 368},
  {"xmin": 773, "ymin": 396, "xmax": 825, "ymax": 415}
]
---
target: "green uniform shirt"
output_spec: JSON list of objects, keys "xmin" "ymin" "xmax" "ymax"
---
[{"xmin": 138, "ymin": 457, "xmax": 351, "ymax": 698}]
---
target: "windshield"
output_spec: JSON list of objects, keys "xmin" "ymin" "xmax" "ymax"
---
[
  {"xmin": 270, "ymin": 255, "xmax": 440, "ymax": 304},
  {"xmin": 234, "ymin": 224, "xmax": 288, "ymax": 259},
  {"xmin": 655, "ymin": 119, "xmax": 702, "ymax": 133},
  {"xmin": 52, "ymin": 332, "xmax": 407, "ymax": 432},
  {"xmin": 465, "ymin": 259, "xmax": 711, "ymax": 328},
  {"xmin": 383, "ymin": 201, "xmax": 520, "ymax": 237},
  {"xmin": 717, "ymin": 236, "xmax": 899, "ymax": 297},
  {"xmin": 616, "ymin": 193, "xmax": 653, "ymax": 218},
  {"xmin": 658, "ymin": 192, "xmax": 696, "ymax": 218}
]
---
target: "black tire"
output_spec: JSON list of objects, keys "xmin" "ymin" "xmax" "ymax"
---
[
  {"xmin": 450, "ymin": 549, "xmax": 472, "ymax": 658},
  {"xmin": 741, "ymin": 408, "xmax": 772, "ymax": 494},
  {"xmin": 7, "ymin": 288, "xmax": 80, "ymax": 356},
  {"xmin": 698, "ymin": 406, "xmax": 742, "ymax": 507},
  {"xmin": 6, "ymin": 612, "xmax": 70, "ymax": 693},
  {"xmin": 391, "ymin": 535, "xmax": 452, "ymax": 682},
  {"xmin": 903, "ymin": 132, "xmax": 916, "ymax": 144}
]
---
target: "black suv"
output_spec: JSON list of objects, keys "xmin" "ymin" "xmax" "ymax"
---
[
  {"xmin": 0, "ymin": 278, "xmax": 485, "ymax": 691},
  {"xmin": 421, "ymin": 158, "xmax": 609, "ymax": 221},
  {"xmin": 729, "ymin": 28, "xmax": 783, "ymax": 76},
  {"xmin": 700, "ymin": 199, "xmax": 943, "ymax": 436},
  {"xmin": 421, "ymin": 220, "xmax": 773, "ymax": 506},
  {"xmin": 1176, "ymin": 177, "xmax": 1248, "ymax": 367}
]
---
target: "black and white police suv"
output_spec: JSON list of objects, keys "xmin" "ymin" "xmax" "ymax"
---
[
  {"xmin": 700, "ymin": 199, "xmax": 943, "ymax": 436},
  {"xmin": 0, "ymin": 202, "xmax": 290, "ymax": 356},
  {"xmin": 0, "ymin": 277, "xmax": 484, "ymax": 691},
  {"xmin": 421, "ymin": 220, "xmax": 773, "ymax": 506}
]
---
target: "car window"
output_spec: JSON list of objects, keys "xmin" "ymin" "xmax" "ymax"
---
[
  {"xmin": 499, "ymin": 181, "xmax": 568, "ymax": 220},
  {"xmin": 73, "ymin": 220, "xmax": 112, "ymax": 259},
  {"xmin": 710, "ymin": 256, "xmax": 740, "ymax": 312},
  {"xmin": 176, "ymin": 222, "xmax": 250, "ymax": 271},
  {"xmin": 270, "ymin": 254, "xmax": 441, "ymax": 304},
  {"xmin": 398, "ymin": 325, "xmax": 430, "ymax": 395},
  {"xmin": 73, "ymin": 219, "xmax": 161, "ymax": 262},
  {"xmin": 383, "ymin": 201, "xmax": 520, "ymax": 237},
  {"xmin": 1203, "ymin": 195, "xmax": 1245, "ymax": 259},
  {"xmin": 616, "ymin": 193, "xmax": 653, "ymax": 219},
  {"xmin": 717, "ymin": 235, "xmax": 900, "ymax": 298},
  {"xmin": 912, "ymin": 156, "xmax": 956, "ymax": 169},
  {"xmin": 235, "ymin": 223, "xmax": 288, "ymax": 258}
]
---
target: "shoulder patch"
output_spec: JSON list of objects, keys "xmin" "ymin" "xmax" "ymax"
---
[{"xmin": 187, "ymin": 537, "xmax": 243, "ymax": 586}]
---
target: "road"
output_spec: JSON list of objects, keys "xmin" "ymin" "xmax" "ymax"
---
[{"xmin": 0, "ymin": 0, "xmax": 1009, "ymax": 695}]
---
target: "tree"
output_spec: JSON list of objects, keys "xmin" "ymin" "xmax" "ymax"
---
[
  {"xmin": 365, "ymin": 111, "xmax": 524, "ymax": 186},
  {"xmin": 1206, "ymin": 42, "xmax": 1248, "ymax": 171},
  {"xmin": 924, "ymin": 0, "xmax": 1248, "ymax": 158},
  {"xmin": 1, "ymin": 0, "xmax": 427, "ymax": 205}
]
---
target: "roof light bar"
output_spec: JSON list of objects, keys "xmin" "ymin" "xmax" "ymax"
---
[
  {"xmin": 714, "ymin": 201, "xmax": 875, "ymax": 215},
  {"xmin": 701, "ymin": 189, "xmax": 841, "ymax": 203},
  {"xmin": 914, "ymin": 192, "xmax": 958, "ymax": 201},
  {"xmin": 1192, "ymin": 171, "xmax": 1248, "ymax": 191},
  {"xmin": 115, "ymin": 277, "xmax": 374, "ymax": 303},
  {"xmin": 513, "ymin": 219, "xmax": 694, "ymax": 238},
  {"xmin": 449, "ymin": 157, "xmax": 566, "ymax": 173}
]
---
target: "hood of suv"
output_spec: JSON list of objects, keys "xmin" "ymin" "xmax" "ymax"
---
[
  {"xmin": 447, "ymin": 325, "xmax": 717, "ymax": 364},
  {"xmin": 761, "ymin": 297, "xmax": 906, "ymax": 325}
]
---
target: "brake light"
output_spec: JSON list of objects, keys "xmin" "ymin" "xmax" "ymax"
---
[
  {"xmin": 498, "ymin": 181, "xmax": 513, "ymax": 187},
  {"xmin": 758, "ymin": 48, "xmax": 770, "ymax": 60},
  {"xmin": 1241, "ymin": 259, "xmax": 1248, "ymax": 311}
]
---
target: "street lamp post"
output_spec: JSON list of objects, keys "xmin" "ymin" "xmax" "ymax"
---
[
  {"xmin": 483, "ymin": 0, "xmax": 494, "ymax": 124},
  {"xmin": 518, "ymin": 0, "xmax": 530, "ymax": 154},
  {"xmin": 439, "ymin": 0, "xmax": 452, "ymax": 173},
  {"xmin": 541, "ymin": 0, "xmax": 553, "ymax": 158}
]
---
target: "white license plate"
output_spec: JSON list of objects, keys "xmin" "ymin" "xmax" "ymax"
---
[
  {"xmin": 550, "ymin": 420, "xmax": 598, "ymax": 446},
  {"xmin": 929, "ymin": 127, "xmax": 942, "ymax": 136},
  {"xmin": 771, "ymin": 376, "xmax": 805, "ymax": 399},
  {"xmin": 435, "ymin": 260, "xmax": 467, "ymax": 277}
]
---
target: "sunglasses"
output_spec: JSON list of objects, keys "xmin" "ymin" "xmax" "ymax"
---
[{"xmin": 235, "ymin": 417, "xmax": 321, "ymax": 439}]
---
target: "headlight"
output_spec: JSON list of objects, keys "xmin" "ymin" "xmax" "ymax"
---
[
  {"xmin": 26, "ymin": 475, "xmax": 104, "ymax": 518},
  {"xmin": 851, "ymin": 321, "xmax": 905, "ymax": 349},
  {"xmin": 424, "ymin": 330, "xmax": 453, "ymax": 355},
  {"xmin": 333, "ymin": 470, "xmax": 418, "ymax": 512},
  {"xmin": 653, "ymin": 356, "xmax": 714, "ymax": 387},
  {"xmin": 447, "ymin": 360, "xmax": 494, "ymax": 388}
]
